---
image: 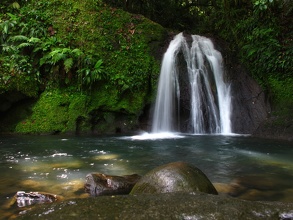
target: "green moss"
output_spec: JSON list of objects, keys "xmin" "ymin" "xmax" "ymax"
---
[
  {"xmin": 89, "ymin": 84, "xmax": 146, "ymax": 114},
  {"xmin": 14, "ymin": 84, "xmax": 147, "ymax": 134},
  {"xmin": 15, "ymin": 89, "xmax": 88, "ymax": 133}
]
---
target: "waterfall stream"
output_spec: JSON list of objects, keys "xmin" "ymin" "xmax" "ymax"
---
[{"xmin": 152, "ymin": 33, "xmax": 232, "ymax": 134}]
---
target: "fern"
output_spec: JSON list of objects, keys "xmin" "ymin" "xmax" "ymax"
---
[
  {"xmin": 64, "ymin": 58, "xmax": 73, "ymax": 73},
  {"xmin": 9, "ymin": 35, "xmax": 28, "ymax": 42},
  {"xmin": 2, "ymin": 44, "xmax": 17, "ymax": 53},
  {"xmin": 28, "ymin": 37, "xmax": 41, "ymax": 43},
  {"xmin": 17, "ymin": 42, "xmax": 32, "ymax": 49},
  {"xmin": 72, "ymin": 48, "xmax": 84, "ymax": 57},
  {"xmin": 52, "ymin": 53, "xmax": 66, "ymax": 64},
  {"xmin": 49, "ymin": 48, "xmax": 66, "ymax": 64},
  {"xmin": 40, "ymin": 53, "xmax": 52, "ymax": 66}
]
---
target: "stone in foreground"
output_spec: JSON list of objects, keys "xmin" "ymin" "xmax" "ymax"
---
[
  {"xmin": 130, "ymin": 161, "xmax": 218, "ymax": 195},
  {"xmin": 17, "ymin": 192, "xmax": 293, "ymax": 220}
]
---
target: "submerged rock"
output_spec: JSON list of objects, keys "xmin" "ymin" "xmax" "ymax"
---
[
  {"xmin": 130, "ymin": 161, "xmax": 218, "ymax": 195},
  {"xmin": 85, "ymin": 173, "xmax": 141, "ymax": 196}
]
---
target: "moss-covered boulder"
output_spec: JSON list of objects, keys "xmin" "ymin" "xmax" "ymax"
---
[{"xmin": 130, "ymin": 161, "xmax": 218, "ymax": 195}]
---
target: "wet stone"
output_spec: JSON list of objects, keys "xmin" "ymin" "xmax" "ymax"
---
[
  {"xmin": 130, "ymin": 161, "xmax": 218, "ymax": 195},
  {"xmin": 85, "ymin": 173, "xmax": 141, "ymax": 196}
]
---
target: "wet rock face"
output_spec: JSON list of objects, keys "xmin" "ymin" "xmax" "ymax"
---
[
  {"xmin": 130, "ymin": 161, "xmax": 218, "ymax": 195},
  {"xmin": 85, "ymin": 173, "xmax": 141, "ymax": 196},
  {"xmin": 228, "ymin": 65, "xmax": 271, "ymax": 134},
  {"xmin": 213, "ymin": 38, "xmax": 271, "ymax": 134}
]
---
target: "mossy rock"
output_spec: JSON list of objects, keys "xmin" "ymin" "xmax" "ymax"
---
[{"xmin": 130, "ymin": 161, "xmax": 218, "ymax": 195}]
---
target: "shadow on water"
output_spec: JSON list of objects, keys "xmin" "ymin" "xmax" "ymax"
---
[{"xmin": 0, "ymin": 134, "xmax": 292, "ymax": 218}]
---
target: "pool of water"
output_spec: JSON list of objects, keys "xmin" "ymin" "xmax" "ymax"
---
[{"xmin": 0, "ymin": 133, "xmax": 292, "ymax": 217}]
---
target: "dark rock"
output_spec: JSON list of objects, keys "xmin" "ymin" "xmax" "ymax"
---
[
  {"xmin": 229, "ymin": 65, "xmax": 271, "ymax": 134},
  {"xmin": 130, "ymin": 161, "xmax": 218, "ymax": 195},
  {"xmin": 85, "ymin": 173, "xmax": 141, "ymax": 196}
]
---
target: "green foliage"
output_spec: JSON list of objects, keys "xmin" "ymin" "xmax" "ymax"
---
[
  {"xmin": 1, "ymin": 0, "xmax": 165, "ymax": 134},
  {"xmin": 78, "ymin": 59, "xmax": 104, "ymax": 90},
  {"xmin": 104, "ymin": 0, "xmax": 204, "ymax": 30},
  {"xmin": 200, "ymin": 0, "xmax": 291, "ymax": 86},
  {"xmin": 0, "ymin": 10, "xmax": 106, "ymax": 93},
  {"xmin": 1, "ymin": 0, "xmax": 163, "ymax": 96},
  {"xmin": 254, "ymin": 0, "xmax": 274, "ymax": 12}
]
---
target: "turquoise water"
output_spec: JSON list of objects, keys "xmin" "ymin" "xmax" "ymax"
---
[{"xmin": 0, "ymin": 134, "xmax": 292, "ymax": 217}]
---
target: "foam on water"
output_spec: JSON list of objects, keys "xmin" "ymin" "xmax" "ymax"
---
[{"xmin": 130, "ymin": 132, "xmax": 185, "ymax": 140}]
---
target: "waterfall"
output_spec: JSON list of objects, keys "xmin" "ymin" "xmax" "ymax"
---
[{"xmin": 151, "ymin": 33, "xmax": 232, "ymax": 134}]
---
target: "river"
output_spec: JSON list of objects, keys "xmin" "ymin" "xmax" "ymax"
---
[{"xmin": 0, "ymin": 134, "xmax": 292, "ymax": 217}]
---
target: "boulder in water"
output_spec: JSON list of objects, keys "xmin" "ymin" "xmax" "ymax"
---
[
  {"xmin": 84, "ymin": 173, "xmax": 141, "ymax": 196},
  {"xmin": 130, "ymin": 161, "xmax": 218, "ymax": 195}
]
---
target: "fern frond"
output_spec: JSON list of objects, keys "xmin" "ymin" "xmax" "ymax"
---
[
  {"xmin": 17, "ymin": 42, "xmax": 31, "ymax": 49},
  {"xmin": 28, "ymin": 37, "xmax": 41, "ymax": 43},
  {"xmin": 2, "ymin": 44, "xmax": 17, "ymax": 53},
  {"xmin": 51, "ymin": 52, "xmax": 66, "ymax": 64},
  {"xmin": 9, "ymin": 35, "xmax": 28, "ymax": 42},
  {"xmin": 72, "ymin": 48, "xmax": 83, "ymax": 57},
  {"xmin": 61, "ymin": 48, "xmax": 71, "ymax": 54},
  {"xmin": 64, "ymin": 58, "xmax": 73, "ymax": 73},
  {"xmin": 40, "ymin": 53, "xmax": 51, "ymax": 66},
  {"xmin": 49, "ymin": 48, "xmax": 63, "ymax": 57}
]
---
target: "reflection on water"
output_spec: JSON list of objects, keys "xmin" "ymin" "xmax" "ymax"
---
[{"xmin": 0, "ymin": 134, "xmax": 292, "ymax": 217}]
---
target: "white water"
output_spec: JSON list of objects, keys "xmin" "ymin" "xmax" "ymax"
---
[
  {"xmin": 152, "ymin": 33, "xmax": 232, "ymax": 134},
  {"xmin": 131, "ymin": 132, "xmax": 184, "ymax": 140},
  {"xmin": 151, "ymin": 34, "xmax": 182, "ymax": 133}
]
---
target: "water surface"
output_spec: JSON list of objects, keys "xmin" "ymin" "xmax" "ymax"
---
[{"xmin": 0, "ymin": 134, "xmax": 292, "ymax": 216}]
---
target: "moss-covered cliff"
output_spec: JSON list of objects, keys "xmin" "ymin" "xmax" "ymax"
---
[{"xmin": 0, "ymin": 0, "xmax": 166, "ymax": 134}]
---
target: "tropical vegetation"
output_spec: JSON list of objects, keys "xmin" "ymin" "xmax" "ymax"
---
[{"xmin": 0, "ymin": 0, "xmax": 292, "ymax": 134}]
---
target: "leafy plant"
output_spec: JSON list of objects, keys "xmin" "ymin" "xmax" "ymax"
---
[
  {"xmin": 0, "ymin": 13, "xmax": 17, "ymax": 46},
  {"xmin": 254, "ymin": 0, "xmax": 274, "ymax": 12},
  {"xmin": 78, "ymin": 58, "xmax": 104, "ymax": 91}
]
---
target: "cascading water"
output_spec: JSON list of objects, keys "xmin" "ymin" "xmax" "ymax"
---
[{"xmin": 152, "ymin": 33, "xmax": 232, "ymax": 134}]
